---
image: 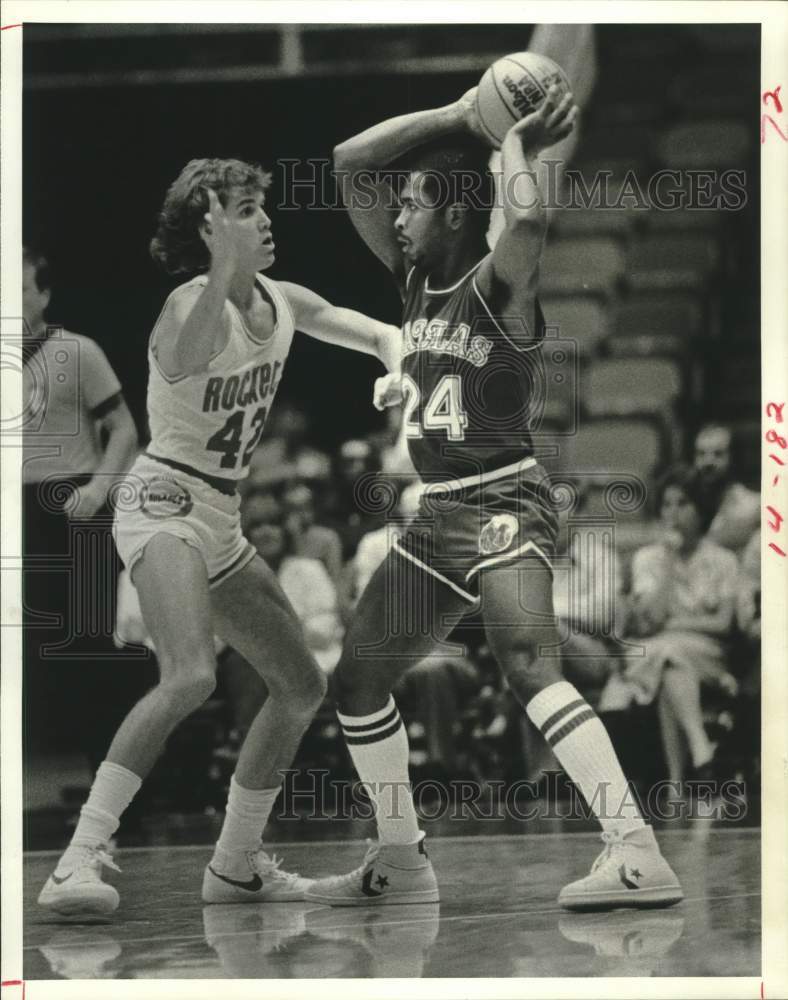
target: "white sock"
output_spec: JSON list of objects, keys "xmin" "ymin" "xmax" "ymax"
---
[
  {"xmin": 215, "ymin": 776, "xmax": 280, "ymax": 856},
  {"xmin": 526, "ymin": 681, "xmax": 645, "ymax": 836},
  {"xmin": 338, "ymin": 697, "xmax": 420, "ymax": 846},
  {"xmin": 61, "ymin": 761, "xmax": 142, "ymax": 866}
]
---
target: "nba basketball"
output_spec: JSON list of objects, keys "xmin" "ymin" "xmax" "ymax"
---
[{"xmin": 475, "ymin": 52, "xmax": 572, "ymax": 147}]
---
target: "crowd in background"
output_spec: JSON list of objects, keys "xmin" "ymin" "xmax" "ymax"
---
[{"xmin": 114, "ymin": 401, "xmax": 761, "ymax": 806}]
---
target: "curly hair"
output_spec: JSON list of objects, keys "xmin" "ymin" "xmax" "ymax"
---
[
  {"xmin": 655, "ymin": 464, "xmax": 717, "ymax": 534},
  {"xmin": 149, "ymin": 158, "xmax": 272, "ymax": 275}
]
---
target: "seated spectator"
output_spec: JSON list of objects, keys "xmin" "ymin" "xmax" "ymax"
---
[
  {"xmin": 247, "ymin": 402, "xmax": 331, "ymax": 491},
  {"xmin": 352, "ymin": 480, "xmax": 424, "ymax": 599},
  {"xmin": 736, "ymin": 529, "xmax": 761, "ymax": 644},
  {"xmin": 240, "ymin": 489, "xmax": 282, "ymax": 535},
  {"xmin": 693, "ymin": 423, "xmax": 759, "ymax": 555},
  {"xmin": 281, "ymin": 483, "xmax": 345, "ymax": 604},
  {"xmin": 247, "ymin": 518, "xmax": 344, "ymax": 674},
  {"xmin": 552, "ymin": 488, "xmax": 630, "ymax": 709},
  {"xmin": 602, "ymin": 466, "xmax": 739, "ymax": 782},
  {"xmin": 322, "ymin": 438, "xmax": 386, "ymax": 559}
]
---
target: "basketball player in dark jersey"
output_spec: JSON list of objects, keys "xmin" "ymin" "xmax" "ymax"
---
[{"xmin": 305, "ymin": 86, "xmax": 683, "ymax": 910}]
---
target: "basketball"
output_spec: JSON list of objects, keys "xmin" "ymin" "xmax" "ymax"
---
[{"xmin": 475, "ymin": 51, "xmax": 572, "ymax": 147}]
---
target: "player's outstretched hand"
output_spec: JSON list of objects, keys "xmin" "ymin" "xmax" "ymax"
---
[
  {"xmin": 457, "ymin": 87, "xmax": 493, "ymax": 147},
  {"xmin": 204, "ymin": 188, "xmax": 242, "ymax": 278},
  {"xmin": 508, "ymin": 85, "xmax": 579, "ymax": 157},
  {"xmin": 373, "ymin": 372, "xmax": 404, "ymax": 411}
]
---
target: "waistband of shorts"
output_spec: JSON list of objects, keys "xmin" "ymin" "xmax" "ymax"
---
[
  {"xmin": 143, "ymin": 451, "xmax": 238, "ymax": 497},
  {"xmin": 422, "ymin": 456, "xmax": 538, "ymax": 495}
]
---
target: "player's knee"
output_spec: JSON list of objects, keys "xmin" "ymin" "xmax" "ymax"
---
[
  {"xmin": 486, "ymin": 625, "xmax": 558, "ymax": 672},
  {"xmin": 277, "ymin": 660, "xmax": 327, "ymax": 717},
  {"xmin": 157, "ymin": 659, "xmax": 216, "ymax": 713}
]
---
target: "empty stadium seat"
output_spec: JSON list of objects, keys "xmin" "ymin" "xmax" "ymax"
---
[
  {"xmin": 626, "ymin": 234, "xmax": 720, "ymax": 290},
  {"xmin": 579, "ymin": 125, "xmax": 655, "ymax": 163},
  {"xmin": 559, "ymin": 417, "xmax": 664, "ymax": 484},
  {"xmin": 640, "ymin": 206, "xmax": 724, "ymax": 234},
  {"xmin": 540, "ymin": 296, "xmax": 609, "ymax": 356},
  {"xmin": 584, "ymin": 357, "xmax": 683, "ymax": 417},
  {"xmin": 613, "ymin": 292, "xmax": 703, "ymax": 340},
  {"xmin": 551, "ymin": 205, "xmax": 636, "ymax": 240},
  {"xmin": 537, "ymin": 340, "xmax": 581, "ymax": 429},
  {"xmin": 540, "ymin": 237, "xmax": 626, "ymax": 296},
  {"xmin": 654, "ymin": 120, "xmax": 751, "ymax": 170}
]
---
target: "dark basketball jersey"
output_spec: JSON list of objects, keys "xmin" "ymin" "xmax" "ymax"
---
[{"xmin": 400, "ymin": 256, "xmax": 545, "ymax": 482}]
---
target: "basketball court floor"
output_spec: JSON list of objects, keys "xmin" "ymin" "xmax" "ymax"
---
[{"xmin": 22, "ymin": 826, "xmax": 759, "ymax": 980}]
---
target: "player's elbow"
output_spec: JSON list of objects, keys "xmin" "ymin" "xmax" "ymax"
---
[{"xmin": 333, "ymin": 140, "xmax": 364, "ymax": 174}]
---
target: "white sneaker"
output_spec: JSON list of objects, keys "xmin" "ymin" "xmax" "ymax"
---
[
  {"xmin": 38, "ymin": 845, "xmax": 121, "ymax": 916},
  {"xmin": 202, "ymin": 845, "xmax": 313, "ymax": 904},
  {"xmin": 304, "ymin": 833, "xmax": 439, "ymax": 907},
  {"xmin": 558, "ymin": 827, "xmax": 684, "ymax": 911}
]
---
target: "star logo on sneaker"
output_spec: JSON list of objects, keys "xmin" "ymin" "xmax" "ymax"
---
[
  {"xmin": 51, "ymin": 872, "xmax": 73, "ymax": 885},
  {"xmin": 618, "ymin": 864, "xmax": 642, "ymax": 890},
  {"xmin": 375, "ymin": 875, "xmax": 389, "ymax": 889},
  {"xmin": 208, "ymin": 865, "xmax": 263, "ymax": 892},
  {"xmin": 361, "ymin": 869, "xmax": 385, "ymax": 897}
]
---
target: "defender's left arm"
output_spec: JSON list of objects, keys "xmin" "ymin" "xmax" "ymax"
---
[
  {"xmin": 279, "ymin": 281, "xmax": 401, "ymax": 374},
  {"xmin": 477, "ymin": 86, "xmax": 578, "ymax": 345}
]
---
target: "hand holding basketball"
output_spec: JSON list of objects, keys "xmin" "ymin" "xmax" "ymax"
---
[
  {"xmin": 457, "ymin": 87, "xmax": 491, "ymax": 146},
  {"xmin": 507, "ymin": 86, "xmax": 578, "ymax": 157}
]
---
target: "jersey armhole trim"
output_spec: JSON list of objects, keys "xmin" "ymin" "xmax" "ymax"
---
[{"xmin": 472, "ymin": 276, "xmax": 544, "ymax": 353}]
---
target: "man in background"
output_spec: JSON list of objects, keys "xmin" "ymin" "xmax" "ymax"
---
[
  {"xmin": 693, "ymin": 423, "xmax": 759, "ymax": 556},
  {"xmin": 22, "ymin": 246, "xmax": 138, "ymax": 763}
]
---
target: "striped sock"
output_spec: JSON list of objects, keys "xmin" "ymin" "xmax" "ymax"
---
[
  {"xmin": 526, "ymin": 681, "xmax": 645, "ymax": 835},
  {"xmin": 338, "ymin": 697, "xmax": 421, "ymax": 845}
]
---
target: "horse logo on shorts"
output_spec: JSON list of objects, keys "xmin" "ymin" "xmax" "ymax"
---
[
  {"xmin": 479, "ymin": 514, "xmax": 519, "ymax": 555},
  {"xmin": 140, "ymin": 477, "xmax": 193, "ymax": 519}
]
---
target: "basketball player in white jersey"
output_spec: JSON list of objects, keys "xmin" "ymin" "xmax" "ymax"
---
[{"xmin": 38, "ymin": 157, "xmax": 400, "ymax": 916}]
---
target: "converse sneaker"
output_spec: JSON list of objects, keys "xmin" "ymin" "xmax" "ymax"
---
[
  {"xmin": 38, "ymin": 844, "xmax": 121, "ymax": 916},
  {"xmin": 202, "ymin": 845, "xmax": 313, "ymax": 904},
  {"xmin": 304, "ymin": 833, "xmax": 439, "ymax": 907},
  {"xmin": 558, "ymin": 827, "xmax": 684, "ymax": 911}
]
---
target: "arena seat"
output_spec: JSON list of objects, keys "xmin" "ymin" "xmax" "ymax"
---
[
  {"xmin": 584, "ymin": 357, "xmax": 683, "ymax": 418},
  {"xmin": 551, "ymin": 205, "xmax": 636, "ymax": 240},
  {"xmin": 559, "ymin": 416, "xmax": 664, "ymax": 484},
  {"xmin": 579, "ymin": 124, "xmax": 656, "ymax": 163},
  {"xmin": 540, "ymin": 296, "xmax": 609, "ymax": 356},
  {"xmin": 626, "ymin": 233, "xmax": 720, "ymax": 291},
  {"xmin": 607, "ymin": 293, "xmax": 703, "ymax": 361},
  {"xmin": 654, "ymin": 119, "xmax": 751, "ymax": 170},
  {"xmin": 640, "ymin": 206, "xmax": 724, "ymax": 234},
  {"xmin": 540, "ymin": 237, "xmax": 626, "ymax": 296}
]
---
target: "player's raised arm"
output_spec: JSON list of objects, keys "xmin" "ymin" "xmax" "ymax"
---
[
  {"xmin": 154, "ymin": 189, "xmax": 237, "ymax": 379},
  {"xmin": 279, "ymin": 281, "xmax": 401, "ymax": 374},
  {"xmin": 333, "ymin": 100, "xmax": 482, "ymax": 287},
  {"xmin": 476, "ymin": 86, "xmax": 578, "ymax": 343}
]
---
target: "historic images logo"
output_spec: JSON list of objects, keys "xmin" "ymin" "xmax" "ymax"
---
[
  {"xmin": 478, "ymin": 514, "xmax": 519, "ymax": 556},
  {"xmin": 140, "ymin": 477, "xmax": 193, "ymax": 519}
]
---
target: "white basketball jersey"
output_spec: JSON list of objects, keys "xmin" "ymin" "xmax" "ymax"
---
[{"xmin": 147, "ymin": 273, "xmax": 295, "ymax": 480}]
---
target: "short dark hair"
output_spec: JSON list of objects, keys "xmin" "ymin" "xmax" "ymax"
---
[
  {"xmin": 150, "ymin": 158, "xmax": 272, "ymax": 275},
  {"xmin": 23, "ymin": 246, "xmax": 51, "ymax": 292},
  {"xmin": 399, "ymin": 136, "xmax": 494, "ymax": 241},
  {"xmin": 655, "ymin": 464, "xmax": 716, "ymax": 533}
]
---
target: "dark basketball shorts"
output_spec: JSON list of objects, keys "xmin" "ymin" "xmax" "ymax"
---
[{"xmin": 392, "ymin": 458, "xmax": 559, "ymax": 605}]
